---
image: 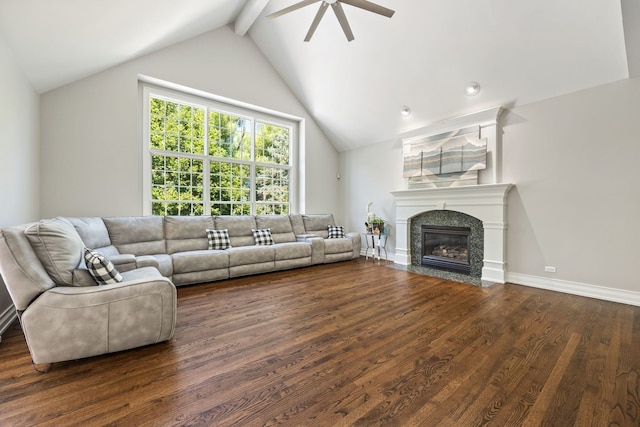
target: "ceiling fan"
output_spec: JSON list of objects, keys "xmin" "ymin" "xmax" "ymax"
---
[{"xmin": 268, "ymin": 0, "xmax": 395, "ymax": 42}]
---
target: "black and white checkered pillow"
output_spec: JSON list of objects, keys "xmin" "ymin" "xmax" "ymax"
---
[
  {"xmin": 252, "ymin": 228, "xmax": 274, "ymax": 246},
  {"xmin": 328, "ymin": 225, "xmax": 345, "ymax": 239},
  {"xmin": 84, "ymin": 248, "xmax": 123, "ymax": 285},
  {"xmin": 206, "ymin": 229, "xmax": 231, "ymax": 250}
]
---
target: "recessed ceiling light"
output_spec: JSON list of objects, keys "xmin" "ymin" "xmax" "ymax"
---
[
  {"xmin": 465, "ymin": 81, "xmax": 481, "ymax": 96},
  {"xmin": 400, "ymin": 106, "xmax": 411, "ymax": 117}
]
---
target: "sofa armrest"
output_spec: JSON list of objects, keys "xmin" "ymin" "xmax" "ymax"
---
[
  {"xmin": 135, "ymin": 255, "xmax": 160, "ymax": 270},
  {"xmin": 296, "ymin": 235, "xmax": 324, "ymax": 264},
  {"xmin": 108, "ymin": 253, "xmax": 137, "ymax": 272},
  {"xmin": 296, "ymin": 233, "xmax": 321, "ymax": 241},
  {"xmin": 345, "ymin": 232, "xmax": 362, "ymax": 259}
]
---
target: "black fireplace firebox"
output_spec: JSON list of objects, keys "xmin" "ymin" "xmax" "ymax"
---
[{"xmin": 421, "ymin": 225, "xmax": 471, "ymax": 274}]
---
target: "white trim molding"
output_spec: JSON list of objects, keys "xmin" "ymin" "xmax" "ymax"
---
[
  {"xmin": 0, "ymin": 304, "xmax": 17, "ymax": 343},
  {"xmin": 507, "ymin": 273, "xmax": 640, "ymax": 307}
]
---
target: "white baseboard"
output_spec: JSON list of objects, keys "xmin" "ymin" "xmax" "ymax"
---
[
  {"xmin": 0, "ymin": 304, "xmax": 17, "ymax": 343},
  {"xmin": 506, "ymin": 272, "xmax": 640, "ymax": 307},
  {"xmin": 368, "ymin": 255, "xmax": 640, "ymax": 307}
]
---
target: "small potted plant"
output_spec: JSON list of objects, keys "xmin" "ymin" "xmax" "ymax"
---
[{"xmin": 365, "ymin": 202, "xmax": 386, "ymax": 234}]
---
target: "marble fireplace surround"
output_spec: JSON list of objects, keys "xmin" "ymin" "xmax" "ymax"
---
[{"xmin": 391, "ymin": 183, "xmax": 513, "ymax": 284}]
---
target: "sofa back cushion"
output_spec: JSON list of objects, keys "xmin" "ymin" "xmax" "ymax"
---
[
  {"xmin": 302, "ymin": 214, "xmax": 336, "ymax": 239},
  {"xmin": 256, "ymin": 215, "xmax": 296, "ymax": 243},
  {"xmin": 24, "ymin": 217, "xmax": 84, "ymax": 286},
  {"xmin": 164, "ymin": 216, "xmax": 214, "ymax": 254},
  {"xmin": 103, "ymin": 216, "xmax": 166, "ymax": 255},
  {"xmin": 289, "ymin": 214, "xmax": 306, "ymax": 236},
  {"xmin": 67, "ymin": 217, "xmax": 119, "ymax": 257},
  {"xmin": 0, "ymin": 225, "xmax": 57, "ymax": 311},
  {"xmin": 214, "ymin": 216, "xmax": 256, "ymax": 247}
]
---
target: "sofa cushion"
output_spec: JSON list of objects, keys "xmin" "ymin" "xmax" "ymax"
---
[
  {"xmin": 66, "ymin": 217, "xmax": 116, "ymax": 255},
  {"xmin": 103, "ymin": 216, "xmax": 166, "ymax": 255},
  {"xmin": 328, "ymin": 225, "xmax": 345, "ymax": 239},
  {"xmin": 164, "ymin": 216, "xmax": 213, "ymax": 254},
  {"xmin": 324, "ymin": 238, "xmax": 354, "ymax": 254},
  {"xmin": 24, "ymin": 217, "xmax": 84, "ymax": 286},
  {"xmin": 288, "ymin": 214, "xmax": 306, "ymax": 236},
  {"xmin": 172, "ymin": 250, "xmax": 230, "ymax": 274},
  {"xmin": 84, "ymin": 248, "xmax": 123, "ymax": 285},
  {"xmin": 206, "ymin": 229, "xmax": 231, "ymax": 250},
  {"xmin": 302, "ymin": 214, "xmax": 335, "ymax": 239},
  {"xmin": 228, "ymin": 246, "xmax": 274, "ymax": 267},
  {"xmin": 256, "ymin": 215, "xmax": 296, "ymax": 243},
  {"xmin": 214, "ymin": 216, "xmax": 256, "ymax": 247},
  {"xmin": 274, "ymin": 242, "xmax": 312, "ymax": 260},
  {"xmin": 252, "ymin": 228, "xmax": 274, "ymax": 246}
]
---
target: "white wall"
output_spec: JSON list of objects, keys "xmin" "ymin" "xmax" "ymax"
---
[
  {"xmin": 338, "ymin": 139, "xmax": 403, "ymax": 256},
  {"xmin": 502, "ymin": 76, "xmax": 640, "ymax": 294},
  {"xmin": 40, "ymin": 26, "xmax": 339, "ymax": 219},
  {"xmin": 0, "ymin": 33, "xmax": 40, "ymax": 336},
  {"xmin": 340, "ymin": 76, "xmax": 640, "ymax": 301},
  {"xmin": 0, "ymin": 37, "xmax": 39, "ymax": 227}
]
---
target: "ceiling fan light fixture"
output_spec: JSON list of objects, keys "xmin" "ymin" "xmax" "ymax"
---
[
  {"xmin": 400, "ymin": 106, "xmax": 411, "ymax": 117},
  {"xmin": 465, "ymin": 81, "xmax": 481, "ymax": 96}
]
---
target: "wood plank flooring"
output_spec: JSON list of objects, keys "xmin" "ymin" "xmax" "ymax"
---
[{"xmin": 1, "ymin": 258, "xmax": 639, "ymax": 426}]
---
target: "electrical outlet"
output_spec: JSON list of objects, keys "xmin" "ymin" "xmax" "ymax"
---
[{"xmin": 544, "ymin": 266, "xmax": 556, "ymax": 273}]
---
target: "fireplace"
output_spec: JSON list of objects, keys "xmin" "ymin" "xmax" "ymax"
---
[
  {"xmin": 391, "ymin": 108, "xmax": 513, "ymax": 284},
  {"xmin": 422, "ymin": 225, "xmax": 471, "ymax": 274},
  {"xmin": 391, "ymin": 183, "xmax": 513, "ymax": 284}
]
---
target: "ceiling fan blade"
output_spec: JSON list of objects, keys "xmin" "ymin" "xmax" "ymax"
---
[
  {"xmin": 340, "ymin": 0, "xmax": 395, "ymax": 18},
  {"xmin": 331, "ymin": 1, "xmax": 355, "ymax": 41},
  {"xmin": 304, "ymin": 2, "xmax": 329, "ymax": 41},
  {"xmin": 267, "ymin": 0, "xmax": 320, "ymax": 18}
]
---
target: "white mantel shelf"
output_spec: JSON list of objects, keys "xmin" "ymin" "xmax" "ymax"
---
[{"xmin": 391, "ymin": 183, "xmax": 514, "ymax": 284}]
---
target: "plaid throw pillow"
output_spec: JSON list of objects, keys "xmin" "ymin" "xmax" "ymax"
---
[
  {"xmin": 206, "ymin": 229, "xmax": 231, "ymax": 250},
  {"xmin": 84, "ymin": 248, "xmax": 122, "ymax": 285},
  {"xmin": 252, "ymin": 228, "xmax": 274, "ymax": 246},
  {"xmin": 328, "ymin": 225, "xmax": 345, "ymax": 239}
]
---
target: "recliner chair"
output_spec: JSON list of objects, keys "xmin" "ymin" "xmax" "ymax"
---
[{"xmin": 0, "ymin": 218, "xmax": 176, "ymax": 371}]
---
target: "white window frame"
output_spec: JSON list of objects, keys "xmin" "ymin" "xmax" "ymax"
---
[{"xmin": 141, "ymin": 80, "xmax": 301, "ymax": 216}]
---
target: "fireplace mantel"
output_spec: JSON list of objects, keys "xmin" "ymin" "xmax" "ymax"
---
[{"xmin": 391, "ymin": 183, "xmax": 513, "ymax": 284}]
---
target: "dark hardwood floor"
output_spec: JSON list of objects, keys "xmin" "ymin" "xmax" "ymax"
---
[{"xmin": 1, "ymin": 258, "xmax": 639, "ymax": 426}]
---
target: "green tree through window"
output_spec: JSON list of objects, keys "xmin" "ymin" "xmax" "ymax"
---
[{"xmin": 146, "ymin": 93, "xmax": 293, "ymax": 216}]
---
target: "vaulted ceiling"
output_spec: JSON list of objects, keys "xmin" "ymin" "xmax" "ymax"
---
[{"xmin": 0, "ymin": 0, "xmax": 637, "ymax": 151}]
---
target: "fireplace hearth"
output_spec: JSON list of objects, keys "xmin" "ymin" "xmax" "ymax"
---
[{"xmin": 422, "ymin": 225, "xmax": 471, "ymax": 274}]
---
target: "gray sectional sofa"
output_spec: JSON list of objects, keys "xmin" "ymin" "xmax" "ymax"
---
[
  {"xmin": 0, "ymin": 213, "xmax": 359, "ymax": 366},
  {"xmin": 69, "ymin": 213, "xmax": 360, "ymax": 286}
]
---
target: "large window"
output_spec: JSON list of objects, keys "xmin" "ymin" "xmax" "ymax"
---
[{"xmin": 143, "ymin": 85, "xmax": 297, "ymax": 216}]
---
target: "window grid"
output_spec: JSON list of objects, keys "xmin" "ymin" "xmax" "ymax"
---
[{"xmin": 146, "ymin": 93, "xmax": 293, "ymax": 216}]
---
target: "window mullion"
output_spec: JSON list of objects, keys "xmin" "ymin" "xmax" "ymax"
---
[
  {"xmin": 203, "ymin": 107, "xmax": 211, "ymax": 215},
  {"xmin": 250, "ymin": 118, "xmax": 256, "ymax": 215}
]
